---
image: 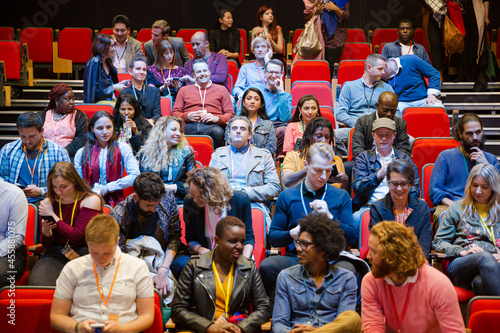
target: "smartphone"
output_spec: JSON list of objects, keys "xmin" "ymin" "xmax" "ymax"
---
[
  {"xmin": 90, "ymin": 324, "xmax": 105, "ymax": 329},
  {"xmin": 171, "ymin": 77, "xmax": 180, "ymax": 81},
  {"xmin": 331, "ymin": 164, "xmax": 339, "ymax": 177},
  {"xmin": 17, "ymin": 184, "xmax": 26, "ymax": 189},
  {"xmin": 41, "ymin": 215, "xmax": 58, "ymax": 227}
]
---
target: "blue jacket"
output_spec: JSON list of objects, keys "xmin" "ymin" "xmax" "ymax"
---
[
  {"xmin": 381, "ymin": 40, "xmax": 431, "ymax": 65},
  {"xmin": 352, "ymin": 147, "xmax": 419, "ymax": 211},
  {"xmin": 370, "ymin": 193, "xmax": 431, "ymax": 255}
]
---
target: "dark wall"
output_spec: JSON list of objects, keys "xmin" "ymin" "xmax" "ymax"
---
[{"xmin": 2, "ymin": 0, "xmax": 498, "ymax": 40}]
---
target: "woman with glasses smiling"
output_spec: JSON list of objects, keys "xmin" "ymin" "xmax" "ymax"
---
[{"xmin": 369, "ymin": 159, "xmax": 432, "ymax": 255}]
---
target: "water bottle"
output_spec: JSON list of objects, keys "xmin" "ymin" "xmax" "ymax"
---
[{"xmin": 124, "ymin": 115, "xmax": 132, "ymax": 138}]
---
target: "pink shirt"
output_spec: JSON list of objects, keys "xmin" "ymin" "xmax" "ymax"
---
[
  {"xmin": 361, "ymin": 264, "xmax": 465, "ymax": 333},
  {"xmin": 283, "ymin": 122, "xmax": 304, "ymax": 153},
  {"xmin": 43, "ymin": 110, "xmax": 76, "ymax": 148}
]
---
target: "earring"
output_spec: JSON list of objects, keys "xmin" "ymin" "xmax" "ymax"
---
[{"xmin": 299, "ymin": 113, "xmax": 303, "ymax": 121}]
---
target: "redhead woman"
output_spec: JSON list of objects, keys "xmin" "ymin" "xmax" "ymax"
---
[{"xmin": 251, "ymin": 5, "xmax": 284, "ymax": 58}]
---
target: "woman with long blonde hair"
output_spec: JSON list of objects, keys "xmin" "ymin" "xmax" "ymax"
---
[
  {"xmin": 138, "ymin": 116, "xmax": 195, "ymax": 203},
  {"xmin": 433, "ymin": 163, "xmax": 500, "ymax": 295},
  {"xmin": 30, "ymin": 161, "xmax": 103, "ymax": 286}
]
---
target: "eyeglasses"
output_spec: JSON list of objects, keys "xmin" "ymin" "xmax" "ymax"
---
[
  {"xmin": 293, "ymin": 239, "xmax": 315, "ymax": 250},
  {"xmin": 388, "ymin": 181, "xmax": 411, "ymax": 189},
  {"xmin": 265, "ymin": 71, "xmax": 282, "ymax": 76}
]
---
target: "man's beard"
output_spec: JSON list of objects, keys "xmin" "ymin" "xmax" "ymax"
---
[
  {"xmin": 370, "ymin": 259, "xmax": 392, "ymax": 279},
  {"xmin": 136, "ymin": 206, "xmax": 154, "ymax": 217},
  {"xmin": 462, "ymin": 135, "xmax": 485, "ymax": 154}
]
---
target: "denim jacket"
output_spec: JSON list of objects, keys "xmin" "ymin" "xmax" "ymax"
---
[{"xmin": 272, "ymin": 264, "xmax": 357, "ymax": 333}]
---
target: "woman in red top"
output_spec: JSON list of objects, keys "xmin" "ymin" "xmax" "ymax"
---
[{"xmin": 30, "ymin": 162, "xmax": 103, "ymax": 286}]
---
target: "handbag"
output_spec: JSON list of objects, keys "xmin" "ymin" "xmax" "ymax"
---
[
  {"xmin": 293, "ymin": 11, "xmax": 323, "ymax": 58},
  {"xmin": 442, "ymin": 14, "xmax": 464, "ymax": 56}
]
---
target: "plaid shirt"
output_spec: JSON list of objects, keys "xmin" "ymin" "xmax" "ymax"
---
[{"xmin": 0, "ymin": 138, "xmax": 70, "ymax": 195}]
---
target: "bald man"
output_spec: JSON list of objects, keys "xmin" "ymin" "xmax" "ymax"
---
[
  {"xmin": 351, "ymin": 91, "xmax": 411, "ymax": 160},
  {"xmin": 182, "ymin": 32, "xmax": 229, "ymax": 87}
]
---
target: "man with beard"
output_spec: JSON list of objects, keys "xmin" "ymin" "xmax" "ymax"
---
[
  {"xmin": 272, "ymin": 214, "xmax": 361, "ymax": 333},
  {"xmin": 381, "ymin": 19, "xmax": 431, "ymax": 65},
  {"xmin": 362, "ymin": 222, "xmax": 465, "ymax": 332},
  {"xmin": 110, "ymin": 172, "xmax": 183, "ymax": 299},
  {"xmin": 429, "ymin": 113, "xmax": 499, "ymax": 228}
]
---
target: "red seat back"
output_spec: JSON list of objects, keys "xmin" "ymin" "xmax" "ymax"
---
[
  {"xmin": 347, "ymin": 29, "xmax": 366, "ymax": 42},
  {"xmin": 0, "ymin": 27, "xmax": 14, "ymax": 40},
  {"xmin": 291, "ymin": 29, "xmax": 304, "ymax": 60},
  {"xmin": 75, "ymin": 104, "xmax": 114, "ymax": 119},
  {"xmin": 421, "ymin": 163, "xmax": 434, "ymax": 209},
  {"xmin": 359, "ymin": 209, "xmax": 371, "ymax": 259},
  {"xmin": 339, "ymin": 42, "xmax": 371, "ymax": 62},
  {"xmin": 0, "ymin": 41, "xmax": 22, "ymax": 81},
  {"xmin": 413, "ymin": 28, "xmax": 430, "ymax": 55},
  {"xmin": 20, "ymin": 27, "xmax": 53, "ymax": 63},
  {"xmin": 403, "ymin": 107, "xmax": 450, "ymax": 138},
  {"xmin": 238, "ymin": 29, "xmax": 248, "ymax": 64},
  {"xmin": 58, "ymin": 28, "xmax": 92, "ymax": 64},
  {"xmin": 25, "ymin": 204, "xmax": 38, "ymax": 247},
  {"xmin": 291, "ymin": 60, "xmax": 330, "ymax": 86},
  {"xmin": 184, "ymin": 42, "xmax": 194, "ymax": 60},
  {"xmin": 161, "ymin": 97, "xmax": 172, "ymax": 116},
  {"xmin": 144, "ymin": 291, "xmax": 164, "ymax": 333},
  {"xmin": 468, "ymin": 310, "xmax": 500, "ymax": 332},
  {"xmin": 372, "ymin": 28, "xmax": 398, "ymax": 53},
  {"xmin": 319, "ymin": 106, "xmax": 336, "ymax": 129},
  {"xmin": 136, "ymin": 28, "xmax": 152, "ymax": 43},
  {"xmin": 227, "ymin": 60, "xmax": 239, "ymax": 93},
  {"xmin": 347, "ymin": 127, "xmax": 355, "ymax": 162},
  {"xmin": 337, "ymin": 60, "xmax": 364, "ymax": 86},
  {"xmin": 291, "ymin": 82, "xmax": 333, "ymax": 109},
  {"xmin": 176, "ymin": 29, "xmax": 208, "ymax": 43},
  {"xmin": 411, "ymin": 137, "xmax": 460, "ymax": 172},
  {"xmin": 99, "ymin": 28, "xmax": 114, "ymax": 36},
  {"xmin": 251, "ymin": 207, "xmax": 266, "ymax": 268},
  {"xmin": 185, "ymin": 135, "xmax": 214, "ymax": 166},
  {"xmin": 178, "ymin": 206, "xmax": 186, "ymax": 245},
  {"xmin": 467, "ymin": 296, "xmax": 500, "ymax": 327}
]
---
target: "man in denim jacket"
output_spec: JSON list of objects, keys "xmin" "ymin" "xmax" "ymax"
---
[{"xmin": 272, "ymin": 214, "xmax": 361, "ymax": 333}]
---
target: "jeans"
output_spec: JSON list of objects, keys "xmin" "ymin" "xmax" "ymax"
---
[
  {"xmin": 447, "ymin": 251, "xmax": 500, "ymax": 296},
  {"xmin": 334, "ymin": 127, "xmax": 351, "ymax": 157},
  {"xmin": 0, "ymin": 246, "xmax": 27, "ymax": 287},
  {"xmin": 29, "ymin": 244, "xmax": 88, "ymax": 286},
  {"xmin": 184, "ymin": 122, "xmax": 225, "ymax": 149}
]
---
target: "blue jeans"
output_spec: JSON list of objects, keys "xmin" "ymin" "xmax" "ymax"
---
[
  {"xmin": 184, "ymin": 122, "xmax": 225, "ymax": 149},
  {"xmin": 447, "ymin": 251, "xmax": 500, "ymax": 296}
]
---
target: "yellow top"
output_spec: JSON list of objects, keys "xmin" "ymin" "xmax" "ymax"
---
[{"xmin": 213, "ymin": 262, "xmax": 234, "ymax": 320}]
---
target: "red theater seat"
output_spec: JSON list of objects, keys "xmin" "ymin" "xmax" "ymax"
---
[
  {"xmin": 58, "ymin": 28, "xmax": 93, "ymax": 64},
  {"xmin": 20, "ymin": 27, "xmax": 53, "ymax": 64}
]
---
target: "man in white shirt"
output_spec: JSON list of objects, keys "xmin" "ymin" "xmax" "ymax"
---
[{"xmin": 111, "ymin": 14, "xmax": 144, "ymax": 73}]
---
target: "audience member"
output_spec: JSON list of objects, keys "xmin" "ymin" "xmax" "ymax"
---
[
  {"xmin": 171, "ymin": 217, "xmax": 271, "ymax": 332},
  {"xmin": 226, "ymin": 87, "xmax": 277, "ymax": 155},
  {"xmin": 283, "ymin": 95, "xmax": 321, "ymax": 154},
  {"xmin": 183, "ymin": 32, "xmax": 229, "ymax": 87},
  {"xmin": 232, "ymin": 37, "xmax": 272, "ymax": 101},
  {"xmin": 272, "ymin": 214, "xmax": 361, "ymax": 333},
  {"xmin": 260, "ymin": 142, "xmax": 359, "ymax": 298},
  {"xmin": 433, "ymin": 163, "xmax": 500, "ymax": 295},
  {"xmin": 381, "ymin": 18, "xmax": 431, "ymax": 64},
  {"xmin": 144, "ymin": 19, "xmax": 190, "ymax": 67},
  {"xmin": 0, "ymin": 179, "xmax": 28, "ymax": 287},
  {"xmin": 172, "ymin": 59, "xmax": 234, "ymax": 149},
  {"xmin": 0, "ymin": 112, "xmax": 70, "ymax": 204},
  {"xmin": 211, "ymin": 116, "xmax": 280, "ymax": 229},
  {"xmin": 422, "ymin": 1, "xmax": 445, "ymax": 73},
  {"xmin": 429, "ymin": 113, "xmax": 499, "ymax": 229},
  {"xmin": 383, "ymin": 55, "xmax": 442, "ymax": 114},
  {"xmin": 119, "ymin": 55, "xmax": 161, "ymax": 125},
  {"xmin": 111, "ymin": 14, "xmax": 144, "ymax": 73},
  {"xmin": 113, "ymin": 94, "xmax": 152, "ymax": 155},
  {"xmin": 146, "ymin": 39, "xmax": 187, "ymax": 101},
  {"xmin": 370, "ymin": 159, "xmax": 431, "ymax": 255},
  {"xmin": 351, "ymin": 91, "xmax": 411, "ymax": 160},
  {"xmin": 362, "ymin": 222, "xmax": 465, "ymax": 332},
  {"xmin": 74, "ymin": 111, "xmax": 140, "ymax": 206},
  {"xmin": 282, "ymin": 117, "xmax": 347, "ymax": 190},
  {"xmin": 335, "ymin": 54, "xmax": 395, "ymax": 155},
  {"xmin": 174, "ymin": 167, "xmax": 254, "ymax": 272},
  {"xmin": 247, "ymin": 59, "xmax": 292, "ymax": 155},
  {"xmin": 83, "ymin": 34, "xmax": 129, "ymax": 104},
  {"xmin": 41, "ymin": 83, "xmax": 88, "ymax": 158},
  {"xmin": 50, "ymin": 215, "xmax": 155, "ymax": 333},
  {"xmin": 30, "ymin": 162, "xmax": 102, "ymax": 286},
  {"xmin": 251, "ymin": 5, "xmax": 284, "ymax": 58},
  {"xmin": 352, "ymin": 118, "xmax": 419, "ymax": 220},
  {"xmin": 209, "ymin": 10, "xmax": 241, "ymax": 65},
  {"xmin": 110, "ymin": 172, "xmax": 184, "ymax": 295},
  {"xmin": 138, "ymin": 116, "xmax": 195, "ymax": 204}
]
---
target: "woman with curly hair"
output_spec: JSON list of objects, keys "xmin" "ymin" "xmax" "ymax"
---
[
  {"xmin": 433, "ymin": 163, "xmax": 500, "ymax": 295},
  {"xmin": 138, "ymin": 116, "xmax": 195, "ymax": 204},
  {"xmin": 41, "ymin": 83, "xmax": 88, "ymax": 158}
]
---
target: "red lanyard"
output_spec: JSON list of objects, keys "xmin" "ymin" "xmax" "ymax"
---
[
  {"xmin": 23, "ymin": 140, "xmax": 43, "ymax": 184},
  {"xmin": 389, "ymin": 283, "xmax": 413, "ymax": 333},
  {"xmin": 256, "ymin": 62, "xmax": 265, "ymax": 85},
  {"xmin": 198, "ymin": 86, "xmax": 207, "ymax": 110},
  {"xmin": 394, "ymin": 205, "xmax": 409, "ymax": 224},
  {"xmin": 401, "ymin": 42, "xmax": 413, "ymax": 55},
  {"xmin": 92, "ymin": 255, "xmax": 121, "ymax": 309},
  {"xmin": 229, "ymin": 147, "xmax": 250, "ymax": 183}
]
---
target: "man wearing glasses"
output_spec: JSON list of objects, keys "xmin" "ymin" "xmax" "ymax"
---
[
  {"xmin": 272, "ymin": 214, "xmax": 362, "ymax": 333},
  {"xmin": 259, "ymin": 142, "xmax": 362, "ymax": 299},
  {"xmin": 352, "ymin": 118, "xmax": 419, "ymax": 225}
]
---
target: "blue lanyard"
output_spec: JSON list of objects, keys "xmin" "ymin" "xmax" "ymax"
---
[
  {"xmin": 300, "ymin": 182, "xmax": 328, "ymax": 216},
  {"xmin": 303, "ymin": 277, "xmax": 333, "ymax": 325},
  {"xmin": 461, "ymin": 150, "xmax": 470, "ymax": 178},
  {"xmin": 132, "ymin": 84, "xmax": 145, "ymax": 103}
]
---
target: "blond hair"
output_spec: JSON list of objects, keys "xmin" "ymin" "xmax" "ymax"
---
[
  {"xmin": 186, "ymin": 167, "xmax": 233, "ymax": 212},
  {"xmin": 85, "ymin": 215, "xmax": 119, "ymax": 244},
  {"xmin": 463, "ymin": 163, "xmax": 500, "ymax": 224}
]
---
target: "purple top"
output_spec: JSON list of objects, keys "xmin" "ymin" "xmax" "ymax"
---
[{"xmin": 148, "ymin": 65, "xmax": 187, "ymax": 87}]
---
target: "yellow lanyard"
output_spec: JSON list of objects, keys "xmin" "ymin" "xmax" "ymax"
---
[
  {"xmin": 59, "ymin": 192, "xmax": 80, "ymax": 245},
  {"xmin": 92, "ymin": 255, "xmax": 121, "ymax": 309},
  {"xmin": 23, "ymin": 139, "xmax": 43, "ymax": 184},
  {"xmin": 479, "ymin": 215, "xmax": 496, "ymax": 247},
  {"xmin": 212, "ymin": 261, "xmax": 234, "ymax": 318}
]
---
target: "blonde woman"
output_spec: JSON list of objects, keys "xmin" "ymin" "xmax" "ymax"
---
[{"xmin": 138, "ymin": 116, "xmax": 195, "ymax": 203}]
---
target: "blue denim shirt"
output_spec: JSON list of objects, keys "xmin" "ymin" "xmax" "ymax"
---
[{"xmin": 272, "ymin": 264, "xmax": 357, "ymax": 333}]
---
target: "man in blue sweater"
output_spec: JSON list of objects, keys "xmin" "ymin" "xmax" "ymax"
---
[
  {"xmin": 383, "ymin": 55, "xmax": 442, "ymax": 115},
  {"xmin": 429, "ymin": 113, "xmax": 499, "ymax": 230},
  {"xmin": 259, "ymin": 142, "xmax": 358, "ymax": 299}
]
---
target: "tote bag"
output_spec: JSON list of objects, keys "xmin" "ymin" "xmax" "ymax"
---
[{"xmin": 294, "ymin": 15, "xmax": 323, "ymax": 58}]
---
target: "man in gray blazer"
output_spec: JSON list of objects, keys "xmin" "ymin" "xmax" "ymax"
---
[
  {"xmin": 143, "ymin": 19, "xmax": 190, "ymax": 67},
  {"xmin": 111, "ymin": 14, "xmax": 144, "ymax": 73}
]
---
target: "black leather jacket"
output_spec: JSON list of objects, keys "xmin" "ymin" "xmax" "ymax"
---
[
  {"xmin": 83, "ymin": 55, "xmax": 118, "ymax": 103},
  {"xmin": 171, "ymin": 250, "xmax": 272, "ymax": 333}
]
